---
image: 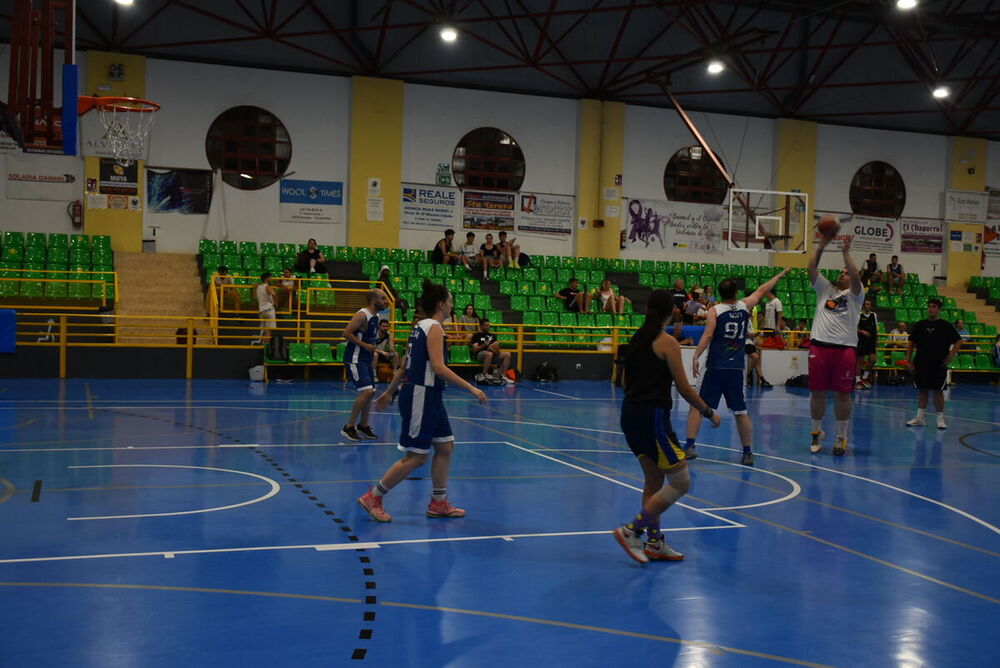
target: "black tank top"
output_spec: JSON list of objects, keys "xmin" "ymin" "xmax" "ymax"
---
[{"xmin": 623, "ymin": 332, "xmax": 673, "ymax": 409}]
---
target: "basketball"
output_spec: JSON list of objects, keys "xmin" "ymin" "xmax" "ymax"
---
[{"xmin": 817, "ymin": 215, "xmax": 840, "ymax": 238}]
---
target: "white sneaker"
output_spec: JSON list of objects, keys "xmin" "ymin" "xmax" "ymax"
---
[
  {"xmin": 503, "ymin": 376, "xmax": 514, "ymax": 384},
  {"xmin": 644, "ymin": 537, "xmax": 684, "ymax": 561},
  {"xmin": 906, "ymin": 415, "xmax": 925, "ymax": 427},
  {"xmin": 937, "ymin": 415, "xmax": 947, "ymax": 430},
  {"xmin": 612, "ymin": 525, "xmax": 649, "ymax": 564},
  {"xmin": 809, "ymin": 430, "xmax": 825, "ymax": 454}
]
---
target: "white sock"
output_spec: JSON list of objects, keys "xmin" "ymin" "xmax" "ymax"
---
[
  {"xmin": 432, "ymin": 488, "xmax": 446, "ymax": 501},
  {"xmin": 855, "ymin": 375, "xmax": 861, "ymax": 382},
  {"xmin": 836, "ymin": 420, "xmax": 848, "ymax": 438},
  {"xmin": 811, "ymin": 419, "xmax": 822, "ymax": 433},
  {"xmin": 372, "ymin": 482, "xmax": 388, "ymax": 497},
  {"xmin": 915, "ymin": 408, "xmax": 925, "ymax": 418}
]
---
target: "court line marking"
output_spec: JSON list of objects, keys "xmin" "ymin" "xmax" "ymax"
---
[
  {"xmin": 0, "ymin": 526, "xmax": 735, "ymax": 565},
  {"xmin": 692, "ymin": 443, "xmax": 1000, "ymax": 537},
  {"xmin": 0, "ymin": 419, "xmax": 36, "ymax": 431},
  {"xmin": 861, "ymin": 400, "xmax": 1000, "ymax": 428},
  {"xmin": 0, "ymin": 582, "xmax": 831, "ymax": 667},
  {"xmin": 501, "ymin": 441, "xmax": 745, "ymax": 529},
  {"xmin": 0, "ymin": 440, "xmax": 508, "ymax": 454},
  {"xmin": 0, "ymin": 478, "xmax": 13, "ymax": 505},
  {"xmin": 533, "ymin": 388, "xmax": 579, "ymax": 400},
  {"xmin": 65, "ymin": 465, "xmax": 280, "ymax": 521},
  {"xmin": 465, "ymin": 417, "xmax": 1000, "ymax": 537},
  {"xmin": 0, "ymin": 406, "xmax": 353, "ymax": 413}
]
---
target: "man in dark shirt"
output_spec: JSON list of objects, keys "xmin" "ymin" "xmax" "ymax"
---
[
  {"xmin": 431, "ymin": 229, "xmax": 470, "ymax": 270},
  {"xmin": 469, "ymin": 318, "xmax": 512, "ymax": 383},
  {"xmin": 557, "ymin": 277, "xmax": 590, "ymax": 313},
  {"xmin": 905, "ymin": 298, "xmax": 963, "ymax": 430},
  {"xmin": 671, "ymin": 279, "xmax": 688, "ymax": 320},
  {"xmin": 855, "ymin": 298, "xmax": 878, "ymax": 389}
]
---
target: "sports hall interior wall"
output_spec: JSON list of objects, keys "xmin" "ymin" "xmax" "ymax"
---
[{"xmin": 0, "ymin": 48, "xmax": 998, "ymax": 284}]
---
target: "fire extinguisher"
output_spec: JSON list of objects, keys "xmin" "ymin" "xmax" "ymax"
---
[{"xmin": 68, "ymin": 200, "xmax": 83, "ymax": 228}]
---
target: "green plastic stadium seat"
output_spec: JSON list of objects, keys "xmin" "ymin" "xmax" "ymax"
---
[
  {"xmin": 3, "ymin": 232, "xmax": 24, "ymax": 248},
  {"xmin": 450, "ymin": 346, "xmax": 473, "ymax": 364},
  {"xmin": 288, "ymin": 343, "xmax": 312, "ymax": 364},
  {"xmin": 48, "ymin": 233, "xmax": 68, "ymax": 248},
  {"xmin": 310, "ymin": 343, "xmax": 335, "ymax": 363},
  {"xmin": 522, "ymin": 311, "xmax": 540, "ymax": 325},
  {"xmin": 559, "ymin": 312, "xmax": 577, "ymax": 326},
  {"xmin": 390, "ymin": 248, "xmax": 407, "ymax": 262}
]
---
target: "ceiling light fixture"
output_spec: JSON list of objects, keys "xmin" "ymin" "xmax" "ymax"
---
[
  {"xmin": 239, "ymin": 173, "xmax": 253, "ymax": 180},
  {"xmin": 707, "ymin": 60, "xmax": 725, "ymax": 75},
  {"xmin": 896, "ymin": 0, "xmax": 917, "ymax": 9},
  {"xmin": 932, "ymin": 85, "xmax": 950, "ymax": 98},
  {"xmin": 114, "ymin": 0, "xmax": 135, "ymax": 6},
  {"xmin": 440, "ymin": 26, "xmax": 458, "ymax": 43}
]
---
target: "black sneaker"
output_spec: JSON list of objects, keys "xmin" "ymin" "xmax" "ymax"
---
[
  {"xmin": 341, "ymin": 425, "xmax": 361, "ymax": 441},
  {"xmin": 740, "ymin": 451, "xmax": 755, "ymax": 466},
  {"xmin": 759, "ymin": 378, "xmax": 773, "ymax": 388},
  {"xmin": 357, "ymin": 425, "xmax": 378, "ymax": 440}
]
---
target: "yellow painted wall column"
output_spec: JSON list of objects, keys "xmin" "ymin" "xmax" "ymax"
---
[
  {"xmin": 82, "ymin": 52, "xmax": 148, "ymax": 252},
  {"xmin": 574, "ymin": 99, "xmax": 603, "ymax": 259},
  {"xmin": 944, "ymin": 137, "xmax": 988, "ymax": 287},
  {"xmin": 595, "ymin": 101, "xmax": 626, "ymax": 259},
  {"xmin": 348, "ymin": 77, "xmax": 403, "ymax": 249},
  {"xmin": 772, "ymin": 119, "xmax": 817, "ymax": 269}
]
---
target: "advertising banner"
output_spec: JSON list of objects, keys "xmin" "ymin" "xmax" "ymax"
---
[
  {"xmin": 943, "ymin": 189, "xmax": 988, "ymax": 222},
  {"xmin": 278, "ymin": 179, "xmax": 344, "ymax": 224},
  {"xmin": 813, "ymin": 212, "xmax": 895, "ymax": 253},
  {"xmin": 146, "ymin": 168, "xmax": 213, "ymax": 214},
  {"xmin": 516, "ymin": 192, "xmax": 574, "ymax": 236},
  {"xmin": 5, "ymin": 153, "xmax": 81, "ymax": 201},
  {"xmin": 99, "ymin": 157, "xmax": 139, "ymax": 195},
  {"xmin": 400, "ymin": 183, "xmax": 461, "ymax": 230},
  {"xmin": 900, "ymin": 218, "xmax": 943, "ymax": 254},
  {"xmin": 986, "ymin": 187, "xmax": 1000, "ymax": 258},
  {"xmin": 463, "ymin": 190, "xmax": 515, "ymax": 231},
  {"xmin": 620, "ymin": 197, "xmax": 724, "ymax": 255}
]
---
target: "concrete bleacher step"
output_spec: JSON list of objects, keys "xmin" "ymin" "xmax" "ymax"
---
[
  {"xmin": 940, "ymin": 285, "xmax": 1000, "ymax": 327},
  {"xmin": 115, "ymin": 252, "xmax": 210, "ymax": 345}
]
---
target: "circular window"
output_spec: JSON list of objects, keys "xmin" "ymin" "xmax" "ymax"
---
[
  {"xmin": 452, "ymin": 127, "xmax": 525, "ymax": 191},
  {"xmin": 205, "ymin": 106, "xmax": 292, "ymax": 190},
  {"xmin": 850, "ymin": 161, "xmax": 905, "ymax": 218},
  {"xmin": 663, "ymin": 145, "xmax": 728, "ymax": 204}
]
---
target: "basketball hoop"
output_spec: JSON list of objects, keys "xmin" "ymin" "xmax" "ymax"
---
[{"xmin": 78, "ymin": 96, "xmax": 159, "ymax": 167}]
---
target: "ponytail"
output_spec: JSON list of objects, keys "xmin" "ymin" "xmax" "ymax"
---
[
  {"xmin": 420, "ymin": 278, "xmax": 450, "ymax": 316},
  {"xmin": 631, "ymin": 289, "xmax": 674, "ymax": 349}
]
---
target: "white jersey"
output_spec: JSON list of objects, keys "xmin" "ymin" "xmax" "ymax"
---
[
  {"xmin": 462, "ymin": 243, "xmax": 478, "ymax": 259},
  {"xmin": 764, "ymin": 298, "xmax": 782, "ymax": 329},
  {"xmin": 810, "ymin": 275, "xmax": 865, "ymax": 346},
  {"xmin": 256, "ymin": 283, "xmax": 274, "ymax": 312}
]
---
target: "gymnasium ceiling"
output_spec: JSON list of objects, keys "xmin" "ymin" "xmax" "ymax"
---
[{"xmin": 4, "ymin": 0, "xmax": 999, "ymax": 138}]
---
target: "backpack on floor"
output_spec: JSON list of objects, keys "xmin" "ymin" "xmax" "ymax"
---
[
  {"xmin": 266, "ymin": 334, "xmax": 289, "ymax": 362},
  {"xmin": 532, "ymin": 361, "xmax": 559, "ymax": 383},
  {"xmin": 785, "ymin": 374, "xmax": 808, "ymax": 387}
]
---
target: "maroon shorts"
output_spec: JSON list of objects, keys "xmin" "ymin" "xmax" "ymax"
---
[{"xmin": 807, "ymin": 344, "xmax": 856, "ymax": 394}]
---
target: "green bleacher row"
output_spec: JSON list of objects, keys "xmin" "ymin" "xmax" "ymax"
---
[
  {"xmin": 0, "ymin": 232, "xmax": 116, "ymax": 301},
  {"xmin": 877, "ymin": 349, "xmax": 998, "ymax": 371}
]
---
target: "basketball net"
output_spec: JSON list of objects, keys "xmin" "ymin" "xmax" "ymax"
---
[{"xmin": 79, "ymin": 97, "xmax": 159, "ymax": 167}]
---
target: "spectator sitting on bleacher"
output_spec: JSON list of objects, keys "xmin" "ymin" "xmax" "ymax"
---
[
  {"xmin": 277, "ymin": 267, "xmax": 297, "ymax": 309},
  {"xmin": 886, "ymin": 255, "xmax": 905, "ymax": 295},
  {"xmin": 682, "ymin": 293, "xmax": 703, "ymax": 325},
  {"xmin": 295, "ymin": 238, "xmax": 328, "ymax": 275},
  {"xmin": 457, "ymin": 303, "xmax": 479, "ymax": 340},
  {"xmin": 377, "ymin": 264, "xmax": 409, "ymax": 317},
  {"xmin": 557, "ymin": 277, "xmax": 590, "ymax": 313},
  {"xmin": 593, "ymin": 279, "xmax": 629, "ymax": 314},
  {"xmin": 374, "ymin": 319, "xmax": 401, "ymax": 371},
  {"xmin": 671, "ymin": 322, "xmax": 694, "ymax": 345},
  {"xmin": 208, "ymin": 265, "xmax": 235, "ymax": 313},
  {"xmin": 704, "ymin": 285, "xmax": 717, "ymax": 304},
  {"xmin": 461, "ymin": 232, "xmax": 480, "ymax": 267},
  {"xmin": 469, "ymin": 318, "xmax": 513, "ymax": 384},
  {"xmin": 498, "ymin": 231, "xmax": 521, "ymax": 269},
  {"xmin": 479, "ymin": 233, "xmax": 503, "ymax": 279},
  {"xmin": 888, "ymin": 321, "xmax": 909, "ymax": 349},
  {"xmin": 432, "ymin": 229, "xmax": 472, "ymax": 271},
  {"xmin": 255, "ymin": 272, "xmax": 277, "ymax": 342}
]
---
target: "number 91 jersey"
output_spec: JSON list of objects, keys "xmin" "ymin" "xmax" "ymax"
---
[{"xmin": 707, "ymin": 301, "xmax": 750, "ymax": 371}]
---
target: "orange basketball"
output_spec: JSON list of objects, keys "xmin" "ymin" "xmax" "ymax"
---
[{"xmin": 817, "ymin": 214, "xmax": 840, "ymax": 239}]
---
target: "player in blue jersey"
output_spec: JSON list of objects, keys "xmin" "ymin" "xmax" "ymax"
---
[
  {"xmin": 357, "ymin": 279, "xmax": 487, "ymax": 522},
  {"xmin": 341, "ymin": 288, "xmax": 389, "ymax": 442},
  {"xmin": 684, "ymin": 269, "xmax": 789, "ymax": 466}
]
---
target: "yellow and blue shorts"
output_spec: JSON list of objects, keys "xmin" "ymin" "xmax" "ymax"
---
[{"xmin": 620, "ymin": 400, "xmax": 686, "ymax": 470}]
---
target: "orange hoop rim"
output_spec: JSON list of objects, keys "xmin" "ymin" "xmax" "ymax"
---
[{"xmin": 78, "ymin": 95, "xmax": 160, "ymax": 115}]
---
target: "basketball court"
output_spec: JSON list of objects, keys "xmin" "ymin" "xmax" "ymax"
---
[{"xmin": 1, "ymin": 378, "xmax": 997, "ymax": 666}]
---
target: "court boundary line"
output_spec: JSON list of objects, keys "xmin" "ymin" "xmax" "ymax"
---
[
  {"xmin": 65, "ymin": 465, "xmax": 281, "ymax": 521},
  {"xmin": 533, "ymin": 388, "xmax": 579, "ymax": 400}
]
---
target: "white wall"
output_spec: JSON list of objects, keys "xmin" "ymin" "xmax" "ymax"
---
[
  {"xmin": 144, "ymin": 58, "xmax": 351, "ymax": 253},
  {"xmin": 621, "ymin": 105, "xmax": 777, "ymax": 267},
  {"xmin": 813, "ymin": 125, "xmax": 951, "ymax": 283},
  {"xmin": 399, "ymin": 84, "xmax": 578, "ymax": 258}
]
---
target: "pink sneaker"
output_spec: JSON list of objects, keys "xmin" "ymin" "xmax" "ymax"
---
[
  {"xmin": 427, "ymin": 498, "xmax": 466, "ymax": 518},
  {"xmin": 357, "ymin": 490, "xmax": 392, "ymax": 522}
]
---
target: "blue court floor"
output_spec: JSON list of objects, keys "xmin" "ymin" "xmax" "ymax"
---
[{"xmin": 0, "ymin": 378, "xmax": 998, "ymax": 666}]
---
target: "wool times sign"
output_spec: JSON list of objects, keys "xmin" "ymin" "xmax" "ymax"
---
[{"xmin": 279, "ymin": 179, "xmax": 344, "ymax": 224}]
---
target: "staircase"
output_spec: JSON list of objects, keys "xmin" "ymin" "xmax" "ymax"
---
[
  {"xmin": 114, "ymin": 252, "xmax": 208, "ymax": 344},
  {"xmin": 937, "ymin": 285, "xmax": 1000, "ymax": 329}
]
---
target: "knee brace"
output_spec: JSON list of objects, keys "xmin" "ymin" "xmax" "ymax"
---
[{"xmin": 653, "ymin": 466, "xmax": 691, "ymax": 506}]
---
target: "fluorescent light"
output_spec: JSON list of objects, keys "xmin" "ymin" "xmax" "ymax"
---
[
  {"xmin": 440, "ymin": 26, "xmax": 458, "ymax": 43},
  {"xmin": 114, "ymin": 0, "xmax": 135, "ymax": 6},
  {"xmin": 239, "ymin": 173, "xmax": 253, "ymax": 179},
  {"xmin": 707, "ymin": 60, "xmax": 725, "ymax": 74},
  {"xmin": 896, "ymin": 0, "xmax": 917, "ymax": 9},
  {"xmin": 932, "ymin": 86, "xmax": 950, "ymax": 98}
]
